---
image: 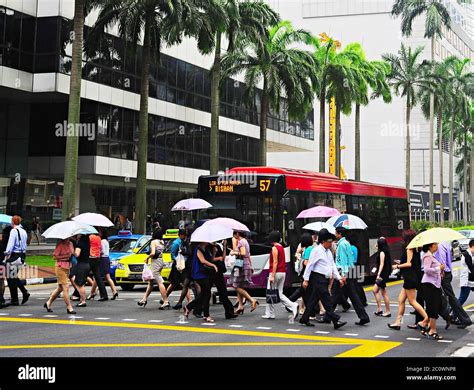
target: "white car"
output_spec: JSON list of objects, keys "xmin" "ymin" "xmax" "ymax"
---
[{"xmin": 457, "ymin": 230, "xmax": 474, "ymax": 253}]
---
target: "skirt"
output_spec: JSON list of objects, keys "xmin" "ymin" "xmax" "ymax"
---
[
  {"xmin": 99, "ymin": 256, "xmax": 111, "ymax": 276},
  {"xmin": 75, "ymin": 262, "xmax": 90, "ymax": 287},
  {"xmin": 150, "ymin": 258, "xmax": 164, "ymax": 284},
  {"xmin": 55, "ymin": 266, "xmax": 70, "ymax": 286},
  {"xmin": 229, "ymin": 265, "xmax": 253, "ymax": 289}
]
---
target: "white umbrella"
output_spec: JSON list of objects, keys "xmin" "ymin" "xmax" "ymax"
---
[
  {"xmin": 204, "ymin": 217, "xmax": 250, "ymax": 232},
  {"xmin": 326, "ymin": 214, "xmax": 368, "ymax": 230},
  {"xmin": 42, "ymin": 221, "xmax": 98, "ymax": 240},
  {"xmin": 73, "ymin": 213, "xmax": 114, "ymax": 227},
  {"xmin": 171, "ymin": 198, "xmax": 212, "ymax": 211},
  {"xmin": 302, "ymin": 222, "xmax": 336, "ymax": 234},
  {"xmin": 190, "ymin": 224, "xmax": 233, "ymax": 243}
]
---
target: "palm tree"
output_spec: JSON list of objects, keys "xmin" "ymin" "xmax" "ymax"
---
[
  {"xmin": 383, "ymin": 45, "xmax": 431, "ymax": 197},
  {"xmin": 392, "ymin": 0, "xmax": 470, "ymax": 222},
  {"xmin": 444, "ymin": 57, "xmax": 474, "ymax": 223},
  {"xmin": 349, "ymin": 44, "xmax": 392, "ymax": 181},
  {"xmin": 419, "ymin": 59, "xmax": 451, "ymax": 225},
  {"xmin": 221, "ymin": 21, "xmax": 316, "ymax": 166},
  {"xmin": 62, "ymin": 0, "xmax": 88, "ymax": 220},
  {"xmin": 204, "ymin": 1, "xmax": 279, "ymax": 174},
  {"xmin": 89, "ymin": 0, "xmax": 219, "ymax": 233}
]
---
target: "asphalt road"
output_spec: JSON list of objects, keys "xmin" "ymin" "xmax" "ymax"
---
[{"xmin": 1, "ymin": 268, "xmax": 473, "ymax": 358}]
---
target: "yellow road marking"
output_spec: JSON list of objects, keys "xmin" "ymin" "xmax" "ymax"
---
[
  {"xmin": 364, "ymin": 280, "xmax": 402, "ymax": 292},
  {"xmin": 464, "ymin": 303, "xmax": 474, "ymax": 310},
  {"xmin": 0, "ymin": 316, "xmax": 401, "ymax": 358},
  {"xmin": 0, "ymin": 341, "xmax": 338, "ymax": 350}
]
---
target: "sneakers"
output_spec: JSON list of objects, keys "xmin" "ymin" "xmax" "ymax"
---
[{"xmin": 261, "ymin": 315, "xmax": 275, "ymax": 319}]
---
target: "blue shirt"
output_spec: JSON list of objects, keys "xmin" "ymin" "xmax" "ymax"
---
[
  {"xmin": 170, "ymin": 237, "xmax": 182, "ymax": 261},
  {"xmin": 335, "ymin": 237, "xmax": 356, "ymax": 275},
  {"xmin": 351, "ymin": 245, "xmax": 358, "ymax": 262},
  {"xmin": 192, "ymin": 246, "xmax": 210, "ymax": 280},
  {"xmin": 4, "ymin": 226, "xmax": 28, "ymax": 255}
]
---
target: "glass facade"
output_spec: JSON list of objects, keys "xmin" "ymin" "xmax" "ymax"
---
[
  {"xmin": 0, "ymin": 7, "xmax": 314, "ymax": 140},
  {"xmin": 28, "ymin": 100, "xmax": 260, "ymax": 170}
]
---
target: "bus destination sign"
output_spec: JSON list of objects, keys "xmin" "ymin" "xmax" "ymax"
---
[{"xmin": 205, "ymin": 176, "xmax": 275, "ymax": 193}]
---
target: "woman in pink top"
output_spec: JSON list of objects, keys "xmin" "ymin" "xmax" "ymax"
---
[
  {"xmin": 421, "ymin": 242, "xmax": 445, "ymax": 340},
  {"xmin": 44, "ymin": 238, "xmax": 76, "ymax": 314}
]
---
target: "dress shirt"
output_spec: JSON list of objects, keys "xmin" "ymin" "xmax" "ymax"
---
[
  {"xmin": 434, "ymin": 241, "xmax": 452, "ymax": 272},
  {"xmin": 335, "ymin": 237, "xmax": 355, "ymax": 275},
  {"xmin": 304, "ymin": 245, "xmax": 341, "ymax": 281},
  {"xmin": 4, "ymin": 226, "xmax": 28, "ymax": 255}
]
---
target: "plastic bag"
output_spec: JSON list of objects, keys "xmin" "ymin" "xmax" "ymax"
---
[
  {"xmin": 176, "ymin": 252, "xmax": 186, "ymax": 272},
  {"xmin": 142, "ymin": 263, "xmax": 153, "ymax": 281},
  {"xmin": 225, "ymin": 255, "xmax": 236, "ymax": 268}
]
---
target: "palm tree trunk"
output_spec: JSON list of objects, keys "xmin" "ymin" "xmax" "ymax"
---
[
  {"xmin": 464, "ymin": 132, "xmax": 468, "ymax": 224},
  {"xmin": 259, "ymin": 81, "xmax": 269, "ymax": 166},
  {"xmin": 319, "ymin": 89, "xmax": 326, "ymax": 172},
  {"xmin": 405, "ymin": 96, "xmax": 411, "ymax": 202},
  {"xmin": 355, "ymin": 103, "xmax": 360, "ymax": 181},
  {"xmin": 209, "ymin": 31, "xmax": 221, "ymax": 174},
  {"xmin": 135, "ymin": 20, "xmax": 151, "ymax": 234},
  {"xmin": 429, "ymin": 36, "xmax": 435, "ymax": 223},
  {"xmin": 62, "ymin": 0, "xmax": 85, "ymax": 220},
  {"xmin": 448, "ymin": 113, "xmax": 455, "ymax": 224},
  {"xmin": 438, "ymin": 110, "xmax": 444, "ymax": 225},
  {"xmin": 471, "ymin": 134, "xmax": 474, "ymax": 223},
  {"xmin": 335, "ymin": 102, "xmax": 341, "ymax": 178}
]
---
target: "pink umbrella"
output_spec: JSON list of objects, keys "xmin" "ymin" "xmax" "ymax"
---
[
  {"xmin": 204, "ymin": 217, "xmax": 250, "ymax": 232},
  {"xmin": 296, "ymin": 206, "xmax": 341, "ymax": 219}
]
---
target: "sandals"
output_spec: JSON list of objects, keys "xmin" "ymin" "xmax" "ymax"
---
[
  {"xmin": 203, "ymin": 317, "xmax": 215, "ymax": 323},
  {"xmin": 183, "ymin": 305, "xmax": 190, "ymax": 318},
  {"xmin": 427, "ymin": 332, "xmax": 443, "ymax": 340}
]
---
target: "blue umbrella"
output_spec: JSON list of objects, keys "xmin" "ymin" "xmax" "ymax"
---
[{"xmin": 0, "ymin": 214, "xmax": 12, "ymax": 225}]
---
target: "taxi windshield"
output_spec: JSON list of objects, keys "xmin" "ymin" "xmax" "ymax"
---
[{"xmin": 109, "ymin": 239, "xmax": 138, "ymax": 253}]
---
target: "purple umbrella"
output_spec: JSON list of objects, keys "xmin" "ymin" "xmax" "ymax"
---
[{"xmin": 296, "ymin": 206, "xmax": 341, "ymax": 219}]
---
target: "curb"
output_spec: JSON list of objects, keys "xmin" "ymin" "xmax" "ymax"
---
[{"xmin": 25, "ymin": 277, "xmax": 57, "ymax": 285}]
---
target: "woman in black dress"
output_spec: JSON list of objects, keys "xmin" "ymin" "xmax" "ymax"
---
[
  {"xmin": 372, "ymin": 237, "xmax": 392, "ymax": 317},
  {"xmin": 388, "ymin": 229, "xmax": 429, "ymax": 330}
]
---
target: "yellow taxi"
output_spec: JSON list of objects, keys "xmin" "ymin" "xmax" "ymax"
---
[{"xmin": 115, "ymin": 229, "xmax": 179, "ymax": 291}]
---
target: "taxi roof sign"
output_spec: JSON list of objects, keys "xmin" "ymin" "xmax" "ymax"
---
[{"xmin": 117, "ymin": 230, "xmax": 132, "ymax": 237}]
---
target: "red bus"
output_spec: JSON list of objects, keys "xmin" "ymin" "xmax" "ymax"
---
[{"xmin": 198, "ymin": 166, "xmax": 409, "ymax": 287}]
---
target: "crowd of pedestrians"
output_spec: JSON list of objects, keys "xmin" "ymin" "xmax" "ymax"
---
[{"xmin": 0, "ymin": 215, "xmax": 473, "ymax": 341}]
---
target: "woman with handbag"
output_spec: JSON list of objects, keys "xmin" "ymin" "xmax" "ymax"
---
[
  {"xmin": 263, "ymin": 231, "xmax": 299, "ymax": 320},
  {"xmin": 138, "ymin": 229, "xmax": 170, "ymax": 310},
  {"xmin": 44, "ymin": 238, "xmax": 76, "ymax": 314},
  {"xmin": 230, "ymin": 231, "xmax": 258, "ymax": 315},
  {"xmin": 183, "ymin": 241, "xmax": 218, "ymax": 322}
]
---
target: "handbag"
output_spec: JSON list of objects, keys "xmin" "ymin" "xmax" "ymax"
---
[
  {"xmin": 142, "ymin": 263, "xmax": 154, "ymax": 281},
  {"xmin": 234, "ymin": 255, "xmax": 244, "ymax": 269},
  {"xmin": 266, "ymin": 282, "xmax": 280, "ymax": 304}
]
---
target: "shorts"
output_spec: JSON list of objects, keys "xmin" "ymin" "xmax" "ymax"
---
[
  {"xmin": 55, "ymin": 266, "xmax": 70, "ymax": 286},
  {"xmin": 403, "ymin": 279, "xmax": 419, "ymax": 290},
  {"xmin": 100, "ymin": 256, "xmax": 111, "ymax": 276},
  {"xmin": 75, "ymin": 262, "xmax": 90, "ymax": 287}
]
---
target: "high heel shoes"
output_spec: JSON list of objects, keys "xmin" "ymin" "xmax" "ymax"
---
[
  {"xmin": 234, "ymin": 308, "xmax": 244, "ymax": 315},
  {"xmin": 111, "ymin": 292, "xmax": 119, "ymax": 300},
  {"xmin": 137, "ymin": 300, "xmax": 148, "ymax": 307},
  {"xmin": 183, "ymin": 305, "xmax": 190, "ymax": 318},
  {"xmin": 43, "ymin": 302, "xmax": 53, "ymax": 313},
  {"xmin": 67, "ymin": 308, "xmax": 77, "ymax": 314},
  {"xmin": 87, "ymin": 293, "xmax": 97, "ymax": 301},
  {"xmin": 251, "ymin": 300, "xmax": 259, "ymax": 312},
  {"xmin": 387, "ymin": 323, "xmax": 401, "ymax": 330},
  {"xmin": 158, "ymin": 303, "xmax": 171, "ymax": 310}
]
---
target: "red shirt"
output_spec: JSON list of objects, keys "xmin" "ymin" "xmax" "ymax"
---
[
  {"xmin": 89, "ymin": 235, "xmax": 101, "ymax": 258},
  {"xmin": 271, "ymin": 243, "xmax": 286, "ymax": 273}
]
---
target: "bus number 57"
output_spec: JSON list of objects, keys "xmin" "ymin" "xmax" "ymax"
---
[{"xmin": 259, "ymin": 179, "xmax": 271, "ymax": 192}]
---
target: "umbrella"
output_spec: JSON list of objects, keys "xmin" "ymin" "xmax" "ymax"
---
[
  {"xmin": 171, "ymin": 198, "xmax": 213, "ymax": 211},
  {"xmin": 42, "ymin": 221, "xmax": 98, "ymax": 240},
  {"xmin": 326, "ymin": 214, "xmax": 368, "ymax": 230},
  {"xmin": 296, "ymin": 206, "xmax": 341, "ymax": 219},
  {"xmin": 302, "ymin": 222, "xmax": 336, "ymax": 234},
  {"xmin": 0, "ymin": 214, "xmax": 12, "ymax": 224},
  {"xmin": 406, "ymin": 228, "xmax": 465, "ymax": 250},
  {"xmin": 72, "ymin": 213, "xmax": 114, "ymax": 227},
  {"xmin": 204, "ymin": 217, "xmax": 250, "ymax": 232},
  {"xmin": 190, "ymin": 224, "xmax": 233, "ymax": 243}
]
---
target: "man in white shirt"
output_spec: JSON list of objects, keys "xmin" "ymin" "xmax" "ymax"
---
[{"xmin": 299, "ymin": 229, "xmax": 347, "ymax": 329}]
